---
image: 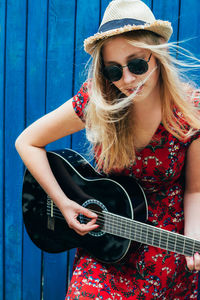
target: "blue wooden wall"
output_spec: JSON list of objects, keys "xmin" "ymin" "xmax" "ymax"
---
[{"xmin": 0, "ymin": 0, "xmax": 200, "ymax": 299}]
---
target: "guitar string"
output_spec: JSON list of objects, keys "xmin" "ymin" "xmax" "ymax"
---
[
  {"xmin": 46, "ymin": 205, "xmax": 200, "ymax": 255},
  {"xmin": 46, "ymin": 210, "xmax": 198, "ymax": 255},
  {"xmin": 46, "ymin": 204, "xmax": 198, "ymax": 249},
  {"xmin": 87, "ymin": 209, "xmax": 200, "ymax": 253},
  {"xmin": 46, "ymin": 207, "xmax": 198, "ymax": 256}
]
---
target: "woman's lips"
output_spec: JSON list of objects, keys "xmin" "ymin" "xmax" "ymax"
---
[{"xmin": 127, "ymin": 85, "xmax": 143, "ymax": 94}]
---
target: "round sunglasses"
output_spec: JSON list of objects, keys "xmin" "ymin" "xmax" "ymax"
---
[{"xmin": 102, "ymin": 53, "xmax": 152, "ymax": 82}]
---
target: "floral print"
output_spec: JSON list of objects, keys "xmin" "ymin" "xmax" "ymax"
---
[{"xmin": 67, "ymin": 83, "xmax": 200, "ymax": 299}]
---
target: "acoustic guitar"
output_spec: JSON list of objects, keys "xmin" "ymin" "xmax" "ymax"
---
[{"xmin": 22, "ymin": 148, "xmax": 200, "ymax": 263}]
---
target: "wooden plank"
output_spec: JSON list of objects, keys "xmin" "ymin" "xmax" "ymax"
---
[
  {"xmin": 73, "ymin": 0, "xmax": 100, "ymax": 91},
  {"xmin": 72, "ymin": 0, "xmax": 100, "ymax": 155},
  {"xmin": 4, "ymin": 0, "xmax": 26, "ymax": 298},
  {"xmin": 152, "ymin": 0, "xmax": 179, "ymax": 42},
  {"xmin": 43, "ymin": 0, "xmax": 76, "ymax": 299},
  {"xmin": 23, "ymin": 232, "xmax": 42, "ymax": 300},
  {"xmin": 22, "ymin": 0, "xmax": 48, "ymax": 299},
  {"xmin": 0, "ymin": 0, "xmax": 6, "ymax": 299},
  {"xmin": 178, "ymin": 0, "xmax": 200, "ymax": 86},
  {"xmin": 43, "ymin": 253, "xmax": 68, "ymax": 300},
  {"xmin": 45, "ymin": 0, "xmax": 76, "ymax": 105}
]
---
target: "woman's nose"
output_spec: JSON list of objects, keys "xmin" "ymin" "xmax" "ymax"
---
[{"xmin": 122, "ymin": 66, "xmax": 136, "ymax": 84}]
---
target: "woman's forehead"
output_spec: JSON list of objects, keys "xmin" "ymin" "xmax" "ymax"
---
[{"xmin": 102, "ymin": 36, "xmax": 147, "ymax": 62}]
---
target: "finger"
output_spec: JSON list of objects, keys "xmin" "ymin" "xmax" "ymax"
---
[
  {"xmin": 72, "ymin": 216, "xmax": 99, "ymax": 233},
  {"xmin": 194, "ymin": 252, "xmax": 200, "ymax": 271},
  {"xmin": 79, "ymin": 207, "xmax": 98, "ymax": 219},
  {"xmin": 87, "ymin": 217, "xmax": 99, "ymax": 226},
  {"xmin": 74, "ymin": 222, "xmax": 99, "ymax": 236},
  {"xmin": 185, "ymin": 256, "xmax": 194, "ymax": 271}
]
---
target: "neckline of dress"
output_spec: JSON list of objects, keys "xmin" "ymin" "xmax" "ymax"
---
[{"xmin": 135, "ymin": 122, "xmax": 164, "ymax": 153}]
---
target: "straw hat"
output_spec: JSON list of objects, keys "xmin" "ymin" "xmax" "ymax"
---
[{"xmin": 84, "ymin": 0, "xmax": 173, "ymax": 54}]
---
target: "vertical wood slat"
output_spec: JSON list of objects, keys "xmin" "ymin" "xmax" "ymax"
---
[
  {"xmin": 43, "ymin": 0, "xmax": 76, "ymax": 299},
  {"xmin": 4, "ymin": 0, "xmax": 26, "ymax": 299},
  {"xmin": 152, "ymin": 0, "xmax": 180, "ymax": 42},
  {"xmin": 71, "ymin": 0, "xmax": 101, "ymax": 155},
  {"xmin": 178, "ymin": 0, "xmax": 200, "ymax": 87},
  {"xmin": 0, "ymin": 0, "xmax": 6, "ymax": 299},
  {"xmin": 22, "ymin": 0, "xmax": 48, "ymax": 299}
]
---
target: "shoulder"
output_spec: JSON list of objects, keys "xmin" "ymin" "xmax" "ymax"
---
[
  {"xmin": 73, "ymin": 81, "xmax": 89, "ymax": 103},
  {"xmin": 72, "ymin": 81, "xmax": 91, "ymax": 121}
]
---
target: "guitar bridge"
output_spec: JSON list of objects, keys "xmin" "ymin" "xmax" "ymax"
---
[
  {"xmin": 47, "ymin": 215, "xmax": 55, "ymax": 231},
  {"xmin": 47, "ymin": 195, "xmax": 55, "ymax": 231}
]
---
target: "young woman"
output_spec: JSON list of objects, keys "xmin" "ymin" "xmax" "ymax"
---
[{"xmin": 16, "ymin": 0, "xmax": 200, "ymax": 298}]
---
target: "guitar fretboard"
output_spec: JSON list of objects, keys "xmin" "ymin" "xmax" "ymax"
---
[
  {"xmin": 46, "ymin": 198, "xmax": 200, "ymax": 256},
  {"xmin": 103, "ymin": 211, "xmax": 200, "ymax": 257}
]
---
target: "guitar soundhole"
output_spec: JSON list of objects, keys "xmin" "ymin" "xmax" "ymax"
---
[{"xmin": 79, "ymin": 199, "xmax": 107, "ymax": 237}]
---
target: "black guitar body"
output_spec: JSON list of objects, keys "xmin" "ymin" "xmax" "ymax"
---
[{"xmin": 22, "ymin": 149, "xmax": 147, "ymax": 263}]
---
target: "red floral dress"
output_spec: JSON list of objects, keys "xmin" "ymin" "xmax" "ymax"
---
[{"xmin": 66, "ymin": 82, "xmax": 200, "ymax": 300}]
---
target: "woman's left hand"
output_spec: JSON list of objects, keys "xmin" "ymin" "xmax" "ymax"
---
[
  {"xmin": 185, "ymin": 253, "xmax": 200, "ymax": 271},
  {"xmin": 183, "ymin": 139, "xmax": 200, "ymax": 271}
]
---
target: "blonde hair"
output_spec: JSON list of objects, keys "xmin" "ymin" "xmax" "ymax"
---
[{"xmin": 85, "ymin": 30, "xmax": 200, "ymax": 172}]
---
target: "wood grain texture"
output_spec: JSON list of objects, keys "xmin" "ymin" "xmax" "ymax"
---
[
  {"xmin": 178, "ymin": 0, "xmax": 200, "ymax": 86},
  {"xmin": 22, "ymin": 0, "xmax": 47, "ymax": 299},
  {"xmin": 43, "ymin": 0, "xmax": 75, "ymax": 299},
  {"xmin": 0, "ymin": 0, "xmax": 6, "ymax": 298},
  {"xmin": 4, "ymin": 0, "xmax": 26, "ymax": 299}
]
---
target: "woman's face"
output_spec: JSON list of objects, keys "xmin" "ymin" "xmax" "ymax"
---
[{"xmin": 102, "ymin": 36, "xmax": 160, "ymax": 101}]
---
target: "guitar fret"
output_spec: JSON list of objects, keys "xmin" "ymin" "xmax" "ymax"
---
[
  {"xmin": 127, "ymin": 219, "xmax": 132, "ymax": 240},
  {"xmin": 147, "ymin": 227, "xmax": 154, "ymax": 245},
  {"xmin": 153, "ymin": 227, "xmax": 161, "ymax": 247},
  {"xmin": 184, "ymin": 238, "xmax": 194, "ymax": 257},
  {"xmin": 101, "ymin": 212, "xmax": 200, "ymax": 258},
  {"xmin": 139, "ymin": 223, "xmax": 142, "ymax": 242},
  {"xmin": 111, "ymin": 215, "xmax": 116, "ymax": 235},
  {"xmin": 111, "ymin": 214, "xmax": 115, "ymax": 235},
  {"xmin": 140, "ymin": 223, "xmax": 150, "ymax": 244},
  {"xmin": 124, "ymin": 218, "xmax": 128, "ymax": 239},
  {"xmin": 160, "ymin": 230, "xmax": 168, "ymax": 250},
  {"xmin": 167, "ymin": 233, "xmax": 177, "ymax": 252},
  {"xmin": 133, "ymin": 222, "xmax": 137, "ymax": 240},
  {"xmin": 103, "ymin": 213, "xmax": 110, "ymax": 232},
  {"xmin": 194, "ymin": 240, "xmax": 200, "ymax": 255},
  {"xmin": 119, "ymin": 215, "xmax": 123, "ymax": 237},
  {"xmin": 141, "ymin": 224, "xmax": 148, "ymax": 244},
  {"xmin": 174, "ymin": 235, "xmax": 185, "ymax": 254}
]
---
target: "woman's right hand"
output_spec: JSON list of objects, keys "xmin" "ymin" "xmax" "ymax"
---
[
  {"xmin": 15, "ymin": 98, "xmax": 98, "ymax": 236},
  {"xmin": 60, "ymin": 199, "xmax": 99, "ymax": 236}
]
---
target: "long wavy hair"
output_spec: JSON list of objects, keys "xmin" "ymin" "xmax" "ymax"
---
[{"xmin": 84, "ymin": 30, "xmax": 200, "ymax": 172}]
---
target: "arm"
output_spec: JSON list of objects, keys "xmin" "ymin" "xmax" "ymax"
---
[
  {"xmin": 184, "ymin": 137, "xmax": 200, "ymax": 270},
  {"xmin": 15, "ymin": 98, "xmax": 98, "ymax": 235}
]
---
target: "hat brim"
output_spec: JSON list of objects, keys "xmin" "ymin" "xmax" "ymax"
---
[{"xmin": 84, "ymin": 20, "xmax": 173, "ymax": 55}]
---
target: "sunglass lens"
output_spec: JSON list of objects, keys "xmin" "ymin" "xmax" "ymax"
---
[
  {"xmin": 128, "ymin": 59, "xmax": 148, "ymax": 75},
  {"xmin": 103, "ymin": 65, "xmax": 122, "ymax": 82}
]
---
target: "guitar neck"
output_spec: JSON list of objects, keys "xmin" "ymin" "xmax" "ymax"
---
[
  {"xmin": 47, "ymin": 198, "xmax": 200, "ymax": 257},
  {"xmin": 102, "ymin": 211, "xmax": 200, "ymax": 257}
]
